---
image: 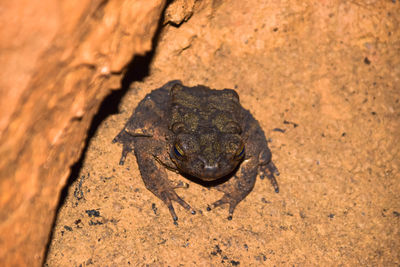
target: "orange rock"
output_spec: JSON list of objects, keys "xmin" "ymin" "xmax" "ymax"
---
[{"xmin": 0, "ymin": 0, "xmax": 165, "ymax": 265}]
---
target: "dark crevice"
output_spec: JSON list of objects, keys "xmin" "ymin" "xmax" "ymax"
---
[
  {"xmin": 165, "ymin": 14, "xmax": 193, "ymax": 28},
  {"xmin": 43, "ymin": 1, "xmax": 170, "ymax": 263}
]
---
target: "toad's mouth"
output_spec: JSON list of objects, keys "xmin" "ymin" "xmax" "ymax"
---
[
  {"xmin": 181, "ymin": 162, "xmax": 238, "ymax": 182},
  {"xmin": 196, "ymin": 175, "xmax": 222, "ymax": 182}
]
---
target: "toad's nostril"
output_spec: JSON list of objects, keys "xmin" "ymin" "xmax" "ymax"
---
[{"xmin": 197, "ymin": 157, "xmax": 205, "ymax": 169}]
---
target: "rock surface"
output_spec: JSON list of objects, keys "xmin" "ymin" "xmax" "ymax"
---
[
  {"xmin": 0, "ymin": 0, "xmax": 165, "ymax": 265},
  {"xmin": 45, "ymin": 0, "xmax": 400, "ymax": 266}
]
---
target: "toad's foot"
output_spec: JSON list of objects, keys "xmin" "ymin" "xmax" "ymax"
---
[
  {"xmin": 159, "ymin": 188, "xmax": 196, "ymax": 225},
  {"xmin": 207, "ymin": 193, "xmax": 241, "ymax": 220},
  {"xmin": 259, "ymin": 161, "xmax": 280, "ymax": 193},
  {"xmin": 207, "ymin": 166, "xmax": 257, "ymax": 220}
]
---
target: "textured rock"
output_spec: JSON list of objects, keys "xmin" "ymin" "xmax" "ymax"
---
[
  {"xmin": 46, "ymin": 0, "xmax": 400, "ymax": 266},
  {"xmin": 0, "ymin": 0, "xmax": 165, "ymax": 265}
]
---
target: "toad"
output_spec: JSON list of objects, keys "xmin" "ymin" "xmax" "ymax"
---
[{"xmin": 113, "ymin": 81, "xmax": 279, "ymax": 223}]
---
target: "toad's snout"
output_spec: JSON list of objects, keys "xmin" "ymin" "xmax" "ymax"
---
[
  {"xmin": 194, "ymin": 156, "xmax": 233, "ymax": 181},
  {"xmin": 201, "ymin": 162, "xmax": 220, "ymax": 179}
]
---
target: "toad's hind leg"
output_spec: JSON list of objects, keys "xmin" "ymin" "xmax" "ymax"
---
[
  {"xmin": 258, "ymin": 149, "xmax": 280, "ymax": 193},
  {"xmin": 209, "ymin": 159, "xmax": 258, "ymax": 220},
  {"xmin": 135, "ymin": 151, "xmax": 195, "ymax": 224},
  {"xmin": 112, "ymin": 129, "xmax": 135, "ymax": 165}
]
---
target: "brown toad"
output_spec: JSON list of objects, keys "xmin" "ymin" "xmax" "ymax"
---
[{"xmin": 113, "ymin": 81, "xmax": 279, "ymax": 223}]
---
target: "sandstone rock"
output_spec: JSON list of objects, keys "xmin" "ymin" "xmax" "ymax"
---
[
  {"xmin": 0, "ymin": 0, "xmax": 165, "ymax": 265},
  {"xmin": 46, "ymin": 0, "xmax": 400, "ymax": 266}
]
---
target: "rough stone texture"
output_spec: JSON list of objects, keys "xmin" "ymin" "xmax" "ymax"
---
[
  {"xmin": 38, "ymin": 0, "xmax": 400, "ymax": 266},
  {"xmin": 0, "ymin": 0, "xmax": 165, "ymax": 266}
]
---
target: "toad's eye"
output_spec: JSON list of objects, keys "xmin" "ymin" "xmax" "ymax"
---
[
  {"xmin": 174, "ymin": 143, "xmax": 185, "ymax": 158},
  {"xmin": 235, "ymin": 144, "xmax": 245, "ymax": 159}
]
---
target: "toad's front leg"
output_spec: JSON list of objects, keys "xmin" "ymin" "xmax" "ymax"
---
[
  {"xmin": 209, "ymin": 158, "xmax": 259, "ymax": 220},
  {"xmin": 134, "ymin": 150, "xmax": 196, "ymax": 224},
  {"xmin": 210, "ymin": 155, "xmax": 279, "ymax": 220}
]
